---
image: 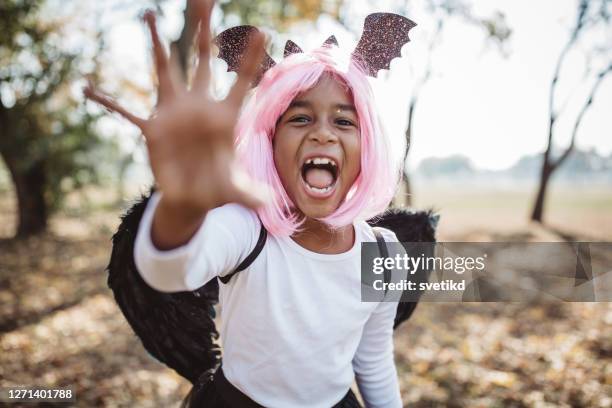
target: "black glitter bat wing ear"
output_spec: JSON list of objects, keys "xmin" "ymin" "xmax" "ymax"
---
[
  {"xmin": 283, "ymin": 35, "xmax": 337, "ymax": 58},
  {"xmin": 283, "ymin": 40, "xmax": 303, "ymax": 57},
  {"xmin": 352, "ymin": 13, "xmax": 417, "ymax": 77},
  {"xmin": 213, "ymin": 25, "xmax": 277, "ymax": 86},
  {"xmin": 323, "ymin": 35, "xmax": 338, "ymax": 46},
  {"xmin": 215, "ymin": 13, "xmax": 416, "ymax": 87}
]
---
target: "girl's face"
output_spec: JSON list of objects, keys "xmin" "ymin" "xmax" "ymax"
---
[{"xmin": 273, "ymin": 74, "xmax": 361, "ymax": 220}]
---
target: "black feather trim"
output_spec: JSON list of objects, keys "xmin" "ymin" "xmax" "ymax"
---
[
  {"xmin": 367, "ymin": 208, "xmax": 439, "ymax": 329},
  {"xmin": 106, "ymin": 189, "xmax": 221, "ymax": 384}
]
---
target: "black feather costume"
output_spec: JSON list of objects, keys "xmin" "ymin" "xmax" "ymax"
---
[{"xmin": 106, "ymin": 190, "xmax": 438, "ymax": 387}]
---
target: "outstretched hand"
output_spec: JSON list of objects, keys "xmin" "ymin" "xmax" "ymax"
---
[{"xmin": 84, "ymin": 0, "xmax": 268, "ymax": 213}]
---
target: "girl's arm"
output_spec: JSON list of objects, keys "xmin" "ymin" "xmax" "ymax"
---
[
  {"xmin": 134, "ymin": 192, "xmax": 260, "ymax": 293},
  {"xmin": 83, "ymin": 0, "xmax": 269, "ymax": 250},
  {"xmin": 352, "ymin": 300, "xmax": 402, "ymax": 408}
]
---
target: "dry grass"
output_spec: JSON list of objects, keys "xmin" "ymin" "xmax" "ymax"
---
[{"xmin": 412, "ymin": 182, "xmax": 612, "ymax": 241}]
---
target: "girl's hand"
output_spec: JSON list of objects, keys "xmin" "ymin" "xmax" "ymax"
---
[{"xmin": 84, "ymin": 0, "xmax": 268, "ymax": 214}]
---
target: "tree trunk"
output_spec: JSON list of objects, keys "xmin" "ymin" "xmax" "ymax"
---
[
  {"xmin": 402, "ymin": 175, "xmax": 413, "ymax": 206},
  {"xmin": 392, "ymin": 176, "xmax": 412, "ymax": 207},
  {"xmin": 399, "ymin": 173, "xmax": 412, "ymax": 207},
  {"xmin": 2, "ymin": 155, "xmax": 48, "ymax": 237},
  {"xmin": 530, "ymin": 159, "xmax": 553, "ymax": 223},
  {"xmin": 397, "ymin": 97, "xmax": 416, "ymax": 208},
  {"xmin": 172, "ymin": 2, "xmax": 196, "ymax": 76},
  {"xmin": 404, "ymin": 174, "xmax": 412, "ymax": 207}
]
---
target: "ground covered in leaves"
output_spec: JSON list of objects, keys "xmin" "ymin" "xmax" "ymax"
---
[
  {"xmin": 395, "ymin": 302, "xmax": 611, "ymax": 407},
  {"xmin": 1, "ymin": 192, "xmax": 610, "ymax": 407}
]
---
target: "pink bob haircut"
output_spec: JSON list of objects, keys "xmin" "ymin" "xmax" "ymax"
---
[{"xmin": 234, "ymin": 45, "xmax": 402, "ymax": 237}]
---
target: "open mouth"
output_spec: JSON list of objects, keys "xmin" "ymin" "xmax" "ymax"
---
[{"xmin": 301, "ymin": 157, "xmax": 339, "ymax": 195}]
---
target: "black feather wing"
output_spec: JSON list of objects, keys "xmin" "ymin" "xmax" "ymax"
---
[
  {"xmin": 107, "ymin": 190, "xmax": 437, "ymax": 381},
  {"xmin": 106, "ymin": 190, "xmax": 221, "ymax": 384},
  {"xmin": 367, "ymin": 208, "xmax": 439, "ymax": 329}
]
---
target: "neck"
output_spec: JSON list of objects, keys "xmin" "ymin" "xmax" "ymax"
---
[{"xmin": 291, "ymin": 217, "xmax": 355, "ymax": 254}]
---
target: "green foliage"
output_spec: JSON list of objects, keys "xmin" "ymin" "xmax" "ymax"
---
[
  {"xmin": 218, "ymin": 0, "xmax": 340, "ymax": 28},
  {"xmin": 0, "ymin": 0, "xmax": 112, "ymax": 214}
]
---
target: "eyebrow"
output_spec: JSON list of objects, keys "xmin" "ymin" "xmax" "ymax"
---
[{"xmin": 287, "ymin": 100, "xmax": 356, "ymax": 113}]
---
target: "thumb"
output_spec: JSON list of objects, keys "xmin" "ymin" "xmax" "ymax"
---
[{"xmin": 229, "ymin": 169, "xmax": 272, "ymax": 210}]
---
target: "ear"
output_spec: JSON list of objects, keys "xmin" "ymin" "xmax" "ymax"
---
[
  {"xmin": 284, "ymin": 40, "xmax": 303, "ymax": 57},
  {"xmin": 322, "ymin": 35, "xmax": 338, "ymax": 47},
  {"xmin": 352, "ymin": 13, "xmax": 417, "ymax": 77},
  {"xmin": 214, "ymin": 25, "xmax": 277, "ymax": 86}
]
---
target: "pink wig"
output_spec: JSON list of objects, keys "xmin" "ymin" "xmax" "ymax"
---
[{"xmin": 234, "ymin": 46, "xmax": 401, "ymax": 237}]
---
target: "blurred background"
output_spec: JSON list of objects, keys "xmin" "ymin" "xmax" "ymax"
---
[{"xmin": 0, "ymin": 0, "xmax": 610, "ymax": 406}]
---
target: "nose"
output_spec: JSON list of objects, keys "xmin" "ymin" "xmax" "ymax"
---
[{"xmin": 308, "ymin": 123, "xmax": 338, "ymax": 145}]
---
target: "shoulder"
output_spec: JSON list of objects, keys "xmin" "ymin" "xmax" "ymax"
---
[
  {"xmin": 208, "ymin": 202, "xmax": 258, "ymax": 221},
  {"xmin": 199, "ymin": 203, "xmax": 262, "ymax": 255},
  {"xmin": 205, "ymin": 203, "xmax": 259, "ymax": 231}
]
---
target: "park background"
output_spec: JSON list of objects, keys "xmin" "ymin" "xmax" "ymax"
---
[{"xmin": 0, "ymin": 0, "xmax": 611, "ymax": 406}]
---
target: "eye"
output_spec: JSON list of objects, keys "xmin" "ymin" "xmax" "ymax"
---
[
  {"xmin": 289, "ymin": 115, "xmax": 311, "ymax": 124},
  {"xmin": 336, "ymin": 118, "xmax": 356, "ymax": 127}
]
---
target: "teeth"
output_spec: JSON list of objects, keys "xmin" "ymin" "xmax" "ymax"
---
[
  {"xmin": 302, "ymin": 157, "xmax": 338, "ymax": 195},
  {"xmin": 306, "ymin": 184, "xmax": 333, "ymax": 194},
  {"xmin": 306, "ymin": 157, "xmax": 337, "ymax": 167}
]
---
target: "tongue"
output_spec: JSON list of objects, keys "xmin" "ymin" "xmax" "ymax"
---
[{"xmin": 304, "ymin": 168, "xmax": 334, "ymax": 188}]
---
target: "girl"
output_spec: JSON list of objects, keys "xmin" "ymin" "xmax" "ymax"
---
[{"xmin": 86, "ymin": 1, "xmax": 421, "ymax": 406}]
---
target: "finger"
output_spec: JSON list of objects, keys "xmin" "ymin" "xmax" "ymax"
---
[
  {"xmin": 83, "ymin": 83, "xmax": 147, "ymax": 129},
  {"xmin": 230, "ymin": 185, "xmax": 269, "ymax": 210},
  {"xmin": 144, "ymin": 10, "xmax": 175, "ymax": 104},
  {"xmin": 192, "ymin": 0, "xmax": 214, "ymax": 92},
  {"xmin": 225, "ymin": 31, "xmax": 265, "ymax": 106}
]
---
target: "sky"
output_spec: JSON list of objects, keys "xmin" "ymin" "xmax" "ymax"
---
[{"xmin": 63, "ymin": 0, "xmax": 611, "ymax": 171}]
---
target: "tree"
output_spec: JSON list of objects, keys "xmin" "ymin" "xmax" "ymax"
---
[
  {"xmin": 219, "ymin": 0, "xmax": 341, "ymax": 29},
  {"xmin": 531, "ymin": 0, "xmax": 611, "ymax": 223},
  {"xmin": 393, "ymin": 0, "xmax": 511, "ymax": 206},
  {"xmin": 169, "ymin": 0, "xmax": 342, "ymax": 76},
  {"xmin": 0, "ymin": 0, "xmax": 108, "ymax": 237}
]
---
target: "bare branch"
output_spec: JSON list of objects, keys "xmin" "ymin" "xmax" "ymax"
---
[
  {"xmin": 551, "ymin": 62, "xmax": 612, "ymax": 170},
  {"xmin": 544, "ymin": 0, "xmax": 591, "ymax": 164},
  {"xmin": 404, "ymin": 17, "xmax": 442, "ymax": 158}
]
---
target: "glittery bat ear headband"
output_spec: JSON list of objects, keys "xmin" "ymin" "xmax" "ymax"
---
[{"xmin": 213, "ymin": 13, "xmax": 417, "ymax": 86}]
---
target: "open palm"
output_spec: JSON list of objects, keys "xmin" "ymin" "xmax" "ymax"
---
[{"xmin": 84, "ymin": 0, "xmax": 267, "ymax": 212}]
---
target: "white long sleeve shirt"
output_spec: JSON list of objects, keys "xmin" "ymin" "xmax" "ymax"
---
[{"xmin": 134, "ymin": 193, "xmax": 404, "ymax": 408}]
